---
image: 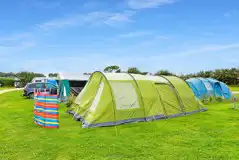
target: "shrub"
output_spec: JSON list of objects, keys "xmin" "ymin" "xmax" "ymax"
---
[
  {"xmin": 0, "ymin": 77, "xmax": 14, "ymax": 87},
  {"xmin": 16, "ymin": 72, "xmax": 45, "ymax": 86}
]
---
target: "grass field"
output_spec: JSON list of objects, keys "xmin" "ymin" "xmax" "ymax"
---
[
  {"xmin": 230, "ymin": 85, "xmax": 239, "ymax": 92},
  {"xmin": 0, "ymin": 87, "xmax": 14, "ymax": 91},
  {"xmin": 1, "ymin": 91, "xmax": 239, "ymax": 160}
]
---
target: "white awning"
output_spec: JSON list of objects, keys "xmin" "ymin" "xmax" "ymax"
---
[{"xmin": 57, "ymin": 72, "xmax": 90, "ymax": 81}]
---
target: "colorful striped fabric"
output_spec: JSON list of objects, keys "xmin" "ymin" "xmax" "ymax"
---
[{"xmin": 34, "ymin": 92, "xmax": 59, "ymax": 128}]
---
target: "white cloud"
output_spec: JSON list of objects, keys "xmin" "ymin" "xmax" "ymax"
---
[
  {"xmin": 0, "ymin": 42, "xmax": 36, "ymax": 54},
  {"xmin": 223, "ymin": 10, "xmax": 238, "ymax": 18},
  {"xmin": 38, "ymin": 11, "xmax": 135, "ymax": 30},
  {"xmin": 200, "ymin": 43, "xmax": 239, "ymax": 51},
  {"xmin": 19, "ymin": 41, "xmax": 36, "ymax": 49},
  {"xmin": 139, "ymin": 35, "xmax": 169, "ymax": 45},
  {"xmin": 0, "ymin": 32, "xmax": 35, "ymax": 51},
  {"xmin": 18, "ymin": 43, "xmax": 239, "ymax": 74},
  {"xmin": 224, "ymin": 13, "xmax": 231, "ymax": 17},
  {"xmin": 0, "ymin": 32, "xmax": 31, "ymax": 42},
  {"xmin": 127, "ymin": 0, "xmax": 177, "ymax": 9},
  {"xmin": 167, "ymin": 43, "xmax": 239, "ymax": 57},
  {"xmin": 119, "ymin": 31, "xmax": 152, "ymax": 38}
]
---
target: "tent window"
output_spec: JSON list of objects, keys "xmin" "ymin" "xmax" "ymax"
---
[
  {"xmin": 89, "ymin": 82, "xmax": 104, "ymax": 112},
  {"xmin": 110, "ymin": 82, "xmax": 140, "ymax": 110},
  {"xmin": 204, "ymin": 81, "xmax": 213, "ymax": 91},
  {"xmin": 214, "ymin": 83, "xmax": 223, "ymax": 97},
  {"xmin": 219, "ymin": 82, "xmax": 230, "ymax": 94}
]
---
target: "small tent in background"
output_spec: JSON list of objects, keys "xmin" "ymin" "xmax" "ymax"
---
[
  {"xmin": 207, "ymin": 78, "xmax": 232, "ymax": 100},
  {"xmin": 186, "ymin": 78, "xmax": 209, "ymax": 99},
  {"xmin": 186, "ymin": 78, "xmax": 215, "ymax": 103},
  {"xmin": 57, "ymin": 72, "xmax": 90, "ymax": 102},
  {"xmin": 198, "ymin": 78, "xmax": 215, "ymax": 98},
  {"xmin": 186, "ymin": 77, "xmax": 232, "ymax": 102},
  {"xmin": 68, "ymin": 72, "xmax": 207, "ymax": 128}
]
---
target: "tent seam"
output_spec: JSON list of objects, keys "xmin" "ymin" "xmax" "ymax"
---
[
  {"xmin": 100, "ymin": 71, "xmax": 118, "ymax": 127},
  {"xmin": 159, "ymin": 76, "xmax": 185, "ymax": 113},
  {"xmin": 127, "ymin": 73, "xmax": 147, "ymax": 121}
]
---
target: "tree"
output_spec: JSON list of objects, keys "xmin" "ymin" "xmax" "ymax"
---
[
  {"xmin": 179, "ymin": 67, "xmax": 239, "ymax": 85},
  {"xmin": 0, "ymin": 72, "xmax": 16, "ymax": 78},
  {"xmin": 48, "ymin": 73, "xmax": 58, "ymax": 77},
  {"xmin": 104, "ymin": 65, "xmax": 121, "ymax": 73},
  {"xmin": 141, "ymin": 72, "xmax": 149, "ymax": 75},
  {"xmin": 155, "ymin": 70, "xmax": 174, "ymax": 76},
  {"xmin": 127, "ymin": 67, "xmax": 141, "ymax": 74},
  {"xmin": 16, "ymin": 72, "xmax": 45, "ymax": 86}
]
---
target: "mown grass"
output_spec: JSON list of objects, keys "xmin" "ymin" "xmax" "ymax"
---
[
  {"xmin": 1, "ymin": 91, "xmax": 239, "ymax": 160},
  {"xmin": 0, "ymin": 87, "xmax": 14, "ymax": 91},
  {"xmin": 230, "ymin": 85, "xmax": 239, "ymax": 92}
]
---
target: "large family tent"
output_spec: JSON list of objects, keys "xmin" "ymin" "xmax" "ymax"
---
[
  {"xmin": 68, "ymin": 72, "xmax": 207, "ymax": 128},
  {"xmin": 186, "ymin": 77, "xmax": 232, "ymax": 102},
  {"xmin": 207, "ymin": 78, "xmax": 232, "ymax": 100},
  {"xmin": 57, "ymin": 72, "xmax": 90, "ymax": 102}
]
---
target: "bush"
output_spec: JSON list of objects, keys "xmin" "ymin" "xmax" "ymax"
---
[
  {"xmin": 0, "ymin": 77, "xmax": 14, "ymax": 87},
  {"xmin": 16, "ymin": 72, "xmax": 45, "ymax": 86},
  {"xmin": 180, "ymin": 67, "xmax": 239, "ymax": 85}
]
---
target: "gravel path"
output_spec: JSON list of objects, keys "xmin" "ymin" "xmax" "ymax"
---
[
  {"xmin": 233, "ymin": 91, "xmax": 239, "ymax": 94},
  {"xmin": 0, "ymin": 88, "xmax": 23, "ymax": 95}
]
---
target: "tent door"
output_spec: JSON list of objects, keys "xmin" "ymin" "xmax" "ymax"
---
[
  {"xmin": 188, "ymin": 82, "xmax": 200, "ymax": 98},
  {"xmin": 155, "ymin": 83, "xmax": 183, "ymax": 116},
  {"xmin": 214, "ymin": 83, "xmax": 224, "ymax": 98}
]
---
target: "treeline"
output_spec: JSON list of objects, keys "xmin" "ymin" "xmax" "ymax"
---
[
  {"xmin": 103, "ymin": 66, "xmax": 174, "ymax": 76},
  {"xmin": 180, "ymin": 68, "xmax": 239, "ymax": 85},
  {"xmin": 0, "ymin": 67, "xmax": 238, "ymax": 87},
  {"xmin": 0, "ymin": 77, "xmax": 15, "ymax": 87},
  {"xmin": 0, "ymin": 72, "xmax": 16, "ymax": 78},
  {"xmin": 103, "ymin": 66, "xmax": 239, "ymax": 85},
  {"xmin": 0, "ymin": 71, "xmax": 57, "ymax": 87},
  {"xmin": 0, "ymin": 72, "xmax": 45, "ymax": 78},
  {"xmin": 0, "ymin": 72, "xmax": 45, "ymax": 87}
]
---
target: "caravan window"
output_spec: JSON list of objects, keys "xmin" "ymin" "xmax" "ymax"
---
[
  {"xmin": 46, "ymin": 83, "xmax": 57, "ymax": 89},
  {"xmin": 28, "ymin": 83, "xmax": 44, "ymax": 88},
  {"xmin": 28, "ymin": 84, "xmax": 36, "ymax": 88},
  {"xmin": 35, "ymin": 83, "xmax": 45, "ymax": 88}
]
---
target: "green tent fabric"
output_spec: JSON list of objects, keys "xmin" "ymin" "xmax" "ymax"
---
[
  {"xmin": 57, "ymin": 72, "xmax": 90, "ymax": 102},
  {"xmin": 58, "ymin": 80, "xmax": 71, "ymax": 102},
  {"xmin": 69, "ymin": 72, "xmax": 207, "ymax": 128}
]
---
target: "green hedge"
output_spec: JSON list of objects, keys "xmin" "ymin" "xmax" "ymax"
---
[{"xmin": 0, "ymin": 77, "xmax": 14, "ymax": 87}]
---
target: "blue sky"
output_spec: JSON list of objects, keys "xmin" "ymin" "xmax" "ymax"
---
[{"xmin": 0, "ymin": 0, "xmax": 239, "ymax": 75}]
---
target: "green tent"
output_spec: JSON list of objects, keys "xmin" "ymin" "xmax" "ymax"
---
[
  {"xmin": 57, "ymin": 72, "xmax": 89, "ymax": 102},
  {"xmin": 58, "ymin": 79, "xmax": 71, "ymax": 102},
  {"xmin": 69, "ymin": 72, "xmax": 207, "ymax": 128}
]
